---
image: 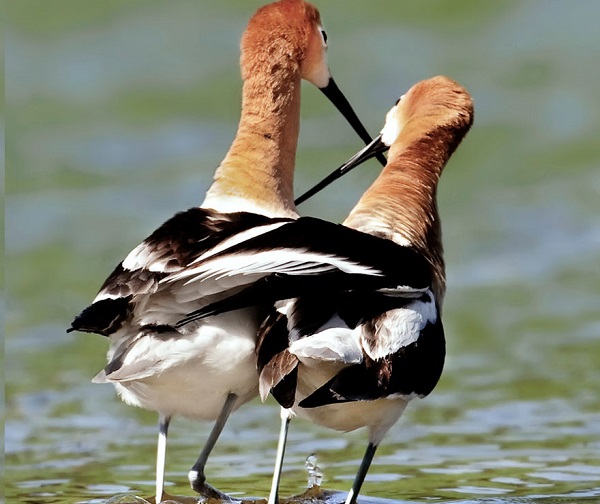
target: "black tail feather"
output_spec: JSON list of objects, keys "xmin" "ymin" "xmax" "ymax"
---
[{"xmin": 68, "ymin": 296, "xmax": 132, "ymax": 336}]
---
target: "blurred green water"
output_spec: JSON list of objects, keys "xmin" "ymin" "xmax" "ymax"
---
[{"xmin": 5, "ymin": 1, "xmax": 600, "ymax": 503}]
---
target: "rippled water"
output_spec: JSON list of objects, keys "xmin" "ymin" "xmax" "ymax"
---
[{"xmin": 5, "ymin": 1, "xmax": 600, "ymax": 503}]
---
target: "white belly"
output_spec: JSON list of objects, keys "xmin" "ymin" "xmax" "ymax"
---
[
  {"xmin": 294, "ymin": 359, "xmax": 410, "ymax": 443},
  {"xmin": 103, "ymin": 311, "xmax": 260, "ymax": 420}
]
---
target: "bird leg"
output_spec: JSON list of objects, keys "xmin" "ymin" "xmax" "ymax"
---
[
  {"xmin": 188, "ymin": 393, "xmax": 238, "ymax": 500},
  {"xmin": 155, "ymin": 413, "xmax": 171, "ymax": 504},
  {"xmin": 268, "ymin": 407, "xmax": 294, "ymax": 504},
  {"xmin": 345, "ymin": 442, "xmax": 378, "ymax": 504}
]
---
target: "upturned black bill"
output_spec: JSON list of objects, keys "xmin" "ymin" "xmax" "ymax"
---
[
  {"xmin": 295, "ymin": 133, "xmax": 388, "ymax": 205},
  {"xmin": 320, "ymin": 77, "xmax": 387, "ymax": 168}
]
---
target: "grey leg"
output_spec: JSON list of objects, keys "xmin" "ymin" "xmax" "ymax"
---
[
  {"xmin": 188, "ymin": 393, "xmax": 238, "ymax": 500},
  {"xmin": 345, "ymin": 442, "xmax": 378, "ymax": 504},
  {"xmin": 268, "ymin": 407, "xmax": 293, "ymax": 504},
  {"xmin": 156, "ymin": 413, "xmax": 171, "ymax": 504}
]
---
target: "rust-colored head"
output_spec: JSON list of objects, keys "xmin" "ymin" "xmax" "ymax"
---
[
  {"xmin": 241, "ymin": 0, "xmax": 330, "ymax": 87},
  {"xmin": 295, "ymin": 76, "xmax": 474, "ymax": 205},
  {"xmin": 337, "ymin": 77, "xmax": 474, "ymax": 302},
  {"xmin": 382, "ymin": 75, "xmax": 474, "ymax": 155}
]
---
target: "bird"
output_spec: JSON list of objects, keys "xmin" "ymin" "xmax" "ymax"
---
[
  {"xmin": 173, "ymin": 75, "xmax": 474, "ymax": 504},
  {"xmin": 67, "ymin": 1, "xmax": 383, "ymax": 502}
]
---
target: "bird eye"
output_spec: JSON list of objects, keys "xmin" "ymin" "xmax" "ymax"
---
[
  {"xmin": 320, "ymin": 29, "xmax": 328, "ymax": 44},
  {"xmin": 395, "ymin": 94, "xmax": 405, "ymax": 105}
]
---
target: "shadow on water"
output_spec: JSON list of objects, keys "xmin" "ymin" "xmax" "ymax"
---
[{"xmin": 5, "ymin": 0, "xmax": 600, "ymax": 503}]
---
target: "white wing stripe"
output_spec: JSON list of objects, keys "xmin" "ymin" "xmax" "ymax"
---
[
  {"xmin": 122, "ymin": 242, "xmax": 153, "ymax": 271},
  {"xmin": 189, "ymin": 221, "xmax": 290, "ymax": 266},
  {"xmin": 361, "ymin": 295, "xmax": 437, "ymax": 361},
  {"xmin": 166, "ymin": 249, "xmax": 384, "ymax": 285}
]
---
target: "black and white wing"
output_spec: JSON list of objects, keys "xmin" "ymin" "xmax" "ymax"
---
[
  {"xmin": 68, "ymin": 207, "xmax": 291, "ymax": 337},
  {"xmin": 255, "ymin": 281, "xmax": 445, "ymax": 409},
  {"xmin": 172, "ymin": 216, "xmax": 432, "ymax": 326},
  {"xmin": 167, "ymin": 216, "xmax": 444, "ymax": 407}
]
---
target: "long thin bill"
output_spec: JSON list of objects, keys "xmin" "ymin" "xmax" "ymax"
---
[
  {"xmin": 320, "ymin": 77, "xmax": 387, "ymax": 168},
  {"xmin": 295, "ymin": 133, "xmax": 388, "ymax": 205}
]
